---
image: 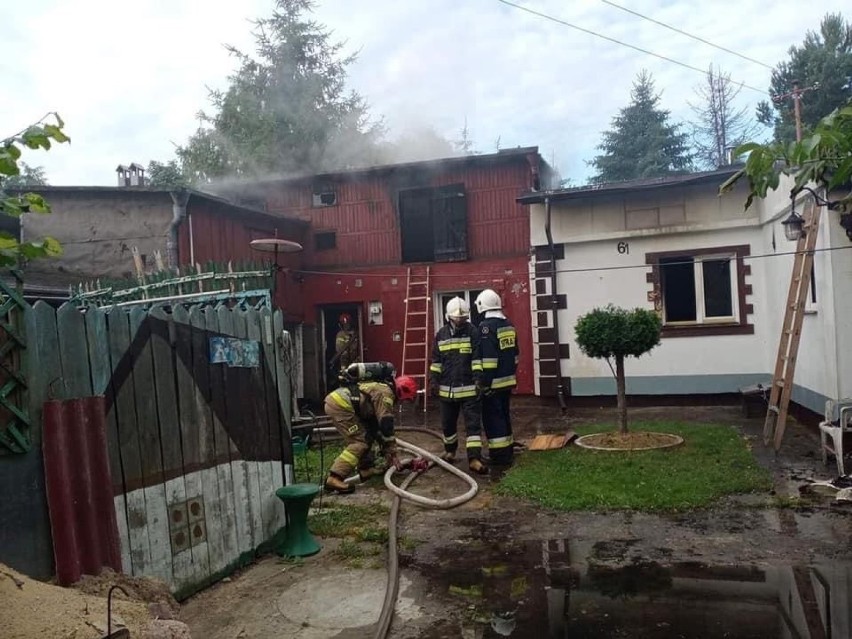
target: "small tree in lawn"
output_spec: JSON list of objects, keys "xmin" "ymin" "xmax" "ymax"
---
[{"xmin": 575, "ymin": 305, "xmax": 662, "ymax": 434}]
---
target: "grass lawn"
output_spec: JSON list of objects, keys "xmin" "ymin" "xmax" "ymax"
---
[{"xmin": 496, "ymin": 421, "xmax": 772, "ymax": 512}]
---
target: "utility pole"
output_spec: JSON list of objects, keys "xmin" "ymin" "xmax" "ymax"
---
[{"xmin": 772, "ymin": 80, "xmax": 819, "ymax": 142}]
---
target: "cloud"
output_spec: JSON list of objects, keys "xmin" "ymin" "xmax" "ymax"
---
[{"xmin": 2, "ymin": 0, "xmax": 848, "ymax": 185}]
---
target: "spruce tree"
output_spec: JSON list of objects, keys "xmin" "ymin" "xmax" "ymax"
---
[{"xmin": 590, "ymin": 70, "xmax": 692, "ymax": 183}]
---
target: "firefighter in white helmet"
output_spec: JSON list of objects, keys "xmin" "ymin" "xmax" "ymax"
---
[
  {"xmin": 428, "ymin": 297, "xmax": 488, "ymax": 474},
  {"xmin": 474, "ymin": 288, "xmax": 519, "ymax": 467}
]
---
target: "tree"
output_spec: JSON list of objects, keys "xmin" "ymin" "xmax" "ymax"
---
[
  {"xmin": 758, "ymin": 13, "xmax": 852, "ymax": 142},
  {"xmin": 590, "ymin": 70, "xmax": 692, "ymax": 183},
  {"xmin": 0, "ymin": 113, "xmax": 67, "ymax": 267},
  {"xmin": 689, "ymin": 66, "xmax": 764, "ymax": 170},
  {"xmin": 0, "ymin": 162, "xmax": 48, "ymax": 188},
  {"xmin": 574, "ymin": 305, "xmax": 662, "ymax": 434},
  {"xmin": 146, "ymin": 160, "xmax": 188, "ymax": 189},
  {"xmin": 721, "ymin": 100, "xmax": 852, "ymax": 224},
  {"xmin": 174, "ymin": 0, "xmax": 382, "ymax": 183}
]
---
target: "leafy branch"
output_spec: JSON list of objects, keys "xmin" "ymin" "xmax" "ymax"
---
[{"xmin": 0, "ymin": 112, "xmax": 69, "ymax": 267}]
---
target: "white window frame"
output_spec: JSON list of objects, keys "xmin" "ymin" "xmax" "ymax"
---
[{"xmin": 663, "ymin": 253, "xmax": 739, "ymax": 326}]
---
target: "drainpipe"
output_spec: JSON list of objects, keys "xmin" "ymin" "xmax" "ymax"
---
[
  {"xmin": 544, "ymin": 196, "xmax": 568, "ymax": 411},
  {"xmin": 167, "ymin": 189, "xmax": 190, "ymax": 271}
]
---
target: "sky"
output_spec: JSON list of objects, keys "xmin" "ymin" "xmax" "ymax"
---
[{"xmin": 2, "ymin": 0, "xmax": 849, "ymax": 186}]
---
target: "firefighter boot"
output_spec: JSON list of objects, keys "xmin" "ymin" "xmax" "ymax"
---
[
  {"xmin": 324, "ymin": 473, "xmax": 355, "ymax": 494},
  {"xmin": 358, "ymin": 466, "xmax": 383, "ymax": 482},
  {"xmin": 468, "ymin": 458, "xmax": 489, "ymax": 475}
]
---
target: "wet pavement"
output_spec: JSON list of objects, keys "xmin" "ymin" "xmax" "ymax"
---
[{"xmin": 181, "ymin": 399, "xmax": 852, "ymax": 639}]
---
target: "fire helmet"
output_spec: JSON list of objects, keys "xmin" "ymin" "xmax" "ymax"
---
[
  {"xmin": 394, "ymin": 375, "xmax": 419, "ymax": 402},
  {"xmin": 445, "ymin": 296, "xmax": 470, "ymax": 322},
  {"xmin": 474, "ymin": 289, "xmax": 502, "ymax": 313}
]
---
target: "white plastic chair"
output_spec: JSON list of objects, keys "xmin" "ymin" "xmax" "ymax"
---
[{"xmin": 818, "ymin": 398, "xmax": 852, "ymax": 477}]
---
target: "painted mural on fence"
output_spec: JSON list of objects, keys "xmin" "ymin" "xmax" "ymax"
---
[{"xmin": 209, "ymin": 336, "xmax": 260, "ymax": 367}]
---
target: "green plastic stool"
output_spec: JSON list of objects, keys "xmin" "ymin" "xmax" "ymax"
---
[{"xmin": 275, "ymin": 483, "xmax": 322, "ymax": 557}]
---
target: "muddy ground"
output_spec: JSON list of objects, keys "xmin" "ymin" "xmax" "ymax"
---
[{"xmin": 181, "ymin": 400, "xmax": 852, "ymax": 638}]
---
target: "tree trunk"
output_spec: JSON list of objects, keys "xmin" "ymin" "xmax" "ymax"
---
[{"xmin": 615, "ymin": 354, "xmax": 627, "ymax": 434}]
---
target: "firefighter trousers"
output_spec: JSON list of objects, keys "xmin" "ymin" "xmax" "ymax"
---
[
  {"xmin": 324, "ymin": 398, "xmax": 377, "ymax": 479},
  {"xmin": 482, "ymin": 390, "xmax": 513, "ymax": 465},
  {"xmin": 440, "ymin": 398, "xmax": 483, "ymax": 460}
]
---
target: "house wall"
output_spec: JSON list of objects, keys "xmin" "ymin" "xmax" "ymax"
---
[
  {"xmin": 529, "ymin": 181, "xmax": 771, "ymax": 397},
  {"xmin": 254, "ymin": 155, "xmax": 539, "ymax": 397},
  {"xmin": 528, "ymin": 177, "xmax": 852, "ymax": 413},
  {"xmin": 179, "ymin": 198, "xmax": 308, "ymax": 321},
  {"xmin": 22, "ymin": 190, "xmax": 173, "ymax": 287}
]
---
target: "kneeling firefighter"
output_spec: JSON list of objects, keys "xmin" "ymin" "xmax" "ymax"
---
[
  {"xmin": 324, "ymin": 362, "xmax": 419, "ymax": 494},
  {"xmin": 429, "ymin": 296, "xmax": 488, "ymax": 475}
]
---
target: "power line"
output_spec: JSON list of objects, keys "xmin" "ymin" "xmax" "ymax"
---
[
  {"xmin": 495, "ymin": 0, "xmax": 767, "ymax": 95},
  {"xmin": 599, "ymin": 0, "xmax": 773, "ymax": 70},
  {"xmin": 294, "ymin": 243, "xmax": 852, "ymax": 280}
]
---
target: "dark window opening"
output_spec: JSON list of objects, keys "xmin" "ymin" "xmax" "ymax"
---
[
  {"xmin": 660, "ymin": 254, "xmax": 735, "ymax": 324},
  {"xmin": 314, "ymin": 231, "xmax": 336, "ymax": 251},
  {"xmin": 661, "ymin": 256, "xmax": 696, "ymax": 322},
  {"xmin": 312, "ymin": 184, "xmax": 337, "ymax": 207},
  {"xmin": 399, "ymin": 183, "xmax": 467, "ymax": 263},
  {"xmin": 809, "ymin": 262, "xmax": 817, "ymax": 305}
]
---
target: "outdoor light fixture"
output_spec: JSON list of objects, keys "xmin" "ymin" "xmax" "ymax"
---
[{"xmin": 781, "ymin": 200, "xmax": 805, "ymax": 242}]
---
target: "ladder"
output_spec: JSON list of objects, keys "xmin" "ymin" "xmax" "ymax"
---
[
  {"xmin": 764, "ymin": 199, "xmax": 821, "ymax": 450},
  {"xmin": 401, "ymin": 266, "xmax": 431, "ymax": 411}
]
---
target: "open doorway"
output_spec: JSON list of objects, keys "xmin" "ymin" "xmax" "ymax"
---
[{"xmin": 320, "ymin": 303, "xmax": 364, "ymax": 393}]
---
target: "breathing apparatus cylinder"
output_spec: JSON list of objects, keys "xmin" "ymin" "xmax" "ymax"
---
[{"xmin": 340, "ymin": 361, "xmax": 397, "ymax": 384}]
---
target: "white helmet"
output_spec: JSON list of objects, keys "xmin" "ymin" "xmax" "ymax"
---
[
  {"xmin": 474, "ymin": 289, "xmax": 502, "ymax": 313},
  {"xmin": 445, "ymin": 296, "xmax": 470, "ymax": 322}
]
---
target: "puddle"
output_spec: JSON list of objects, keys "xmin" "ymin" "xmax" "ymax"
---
[{"xmin": 409, "ymin": 536, "xmax": 851, "ymax": 638}]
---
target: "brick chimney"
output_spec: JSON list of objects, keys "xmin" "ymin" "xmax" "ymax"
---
[{"xmin": 116, "ymin": 163, "xmax": 146, "ymax": 186}]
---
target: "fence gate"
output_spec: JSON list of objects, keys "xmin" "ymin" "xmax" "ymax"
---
[{"xmin": 27, "ymin": 300, "xmax": 294, "ymax": 595}]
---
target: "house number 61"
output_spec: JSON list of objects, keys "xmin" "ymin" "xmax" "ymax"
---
[{"xmin": 617, "ymin": 242, "xmax": 629, "ymax": 254}]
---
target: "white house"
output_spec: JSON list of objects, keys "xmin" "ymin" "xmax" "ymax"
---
[{"xmin": 519, "ymin": 168, "xmax": 852, "ymax": 416}]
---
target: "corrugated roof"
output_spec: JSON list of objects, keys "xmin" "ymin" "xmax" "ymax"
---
[{"xmin": 517, "ymin": 166, "xmax": 742, "ymax": 204}]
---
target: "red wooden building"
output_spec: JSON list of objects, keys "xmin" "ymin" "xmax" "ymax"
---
[{"xmin": 218, "ymin": 147, "xmax": 552, "ymax": 401}]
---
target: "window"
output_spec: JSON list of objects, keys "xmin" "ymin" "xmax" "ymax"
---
[
  {"xmin": 434, "ymin": 289, "xmax": 484, "ymax": 328},
  {"xmin": 312, "ymin": 183, "xmax": 337, "ymax": 207},
  {"xmin": 660, "ymin": 255, "xmax": 735, "ymax": 324},
  {"xmin": 646, "ymin": 245, "xmax": 754, "ymax": 337},
  {"xmin": 399, "ymin": 184, "xmax": 467, "ymax": 263},
  {"xmin": 314, "ymin": 231, "xmax": 336, "ymax": 251}
]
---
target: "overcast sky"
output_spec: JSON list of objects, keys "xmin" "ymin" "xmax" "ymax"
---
[{"xmin": 3, "ymin": 0, "xmax": 848, "ymax": 186}]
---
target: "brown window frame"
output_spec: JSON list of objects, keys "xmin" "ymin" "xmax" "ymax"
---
[{"xmin": 645, "ymin": 244, "xmax": 754, "ymax": 338}]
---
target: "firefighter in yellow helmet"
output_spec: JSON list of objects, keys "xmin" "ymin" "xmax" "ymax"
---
[{"xmin": 324, "ymin": 362, "xmax": 419, "ymax": 494}]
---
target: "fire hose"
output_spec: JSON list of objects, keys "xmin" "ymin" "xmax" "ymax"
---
[{"xmin": 371, "ymin": 427, "xmax": 480, "ymax": 639}]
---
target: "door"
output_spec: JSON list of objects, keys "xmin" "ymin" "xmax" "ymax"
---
[{"xmin": 320, "ymin": 303, "xmax": 363, "ymax": 393}]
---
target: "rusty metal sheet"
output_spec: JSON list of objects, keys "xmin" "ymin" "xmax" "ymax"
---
[{"xmin": 43, "ymin": 395, "xmax": 122, "ymax": 585}]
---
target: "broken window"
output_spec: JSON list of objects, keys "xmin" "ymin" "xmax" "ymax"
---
[
  {"xmin": 312, "ymin": 183, "xmax": 337, "ymax": 207},
  {"xmin": 399, "ymin": 184, "xmax": 467, "ymax": 263},
  {"xmin": 660, "ymin": 254, "xmax": 736, "ymax": 325}
]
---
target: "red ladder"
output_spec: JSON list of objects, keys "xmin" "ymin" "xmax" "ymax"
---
[{"xmin": 401, "ymin": 266, "xmax": 431, "ymax": 411}]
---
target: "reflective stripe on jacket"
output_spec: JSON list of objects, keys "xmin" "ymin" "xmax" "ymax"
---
[
  {"xmin": 479, "ymin": 316, "xmax": 519, "ymax": 390},
  {"xmin": 429, "ymin": 322, "xmax": 482, "ymax": 400}
]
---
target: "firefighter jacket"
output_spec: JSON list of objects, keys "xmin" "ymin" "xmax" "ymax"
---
[
  {"xmin": 429, "ymin": 322, "xmax": 483, "ymax": 400},
  {"xmin": 335, "ymin": 329, "xmax": 357, "ymax": 368},
  {"xmin": 479, "ymin": 315, "xmax": 519, "ymax": 391},
  {"xmin": 326, "ymin": 381, "xmax": 397, "ymax": 445}
]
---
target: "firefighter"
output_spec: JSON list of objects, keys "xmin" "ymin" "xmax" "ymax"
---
[
  {"xmin": 429, "ymin": 297, "xmax": 488, "ymax": 475},
  {"xmin": 334, "ymin": 312, "xmax": 358, "ymax": 370},
  {"xmin": 323, "ymin": 363, "xmax": 419, "ymax": 494},
  {"xmin": 474, "ymin": 289, "xmax": 519, "ymax": 467}
]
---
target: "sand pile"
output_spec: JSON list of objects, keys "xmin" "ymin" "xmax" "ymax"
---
[{"xmin": 0, "ymin": 563, "xmax": 188, "ymax": 638}]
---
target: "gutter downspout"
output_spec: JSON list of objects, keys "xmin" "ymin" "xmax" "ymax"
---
[
  {"xmin": 167, "ymin": 189, "xmax": 190, "ymax": 271},
  {"xmin": 544, "ymin": 196, "xmax": 568, "ymax": 412}
]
